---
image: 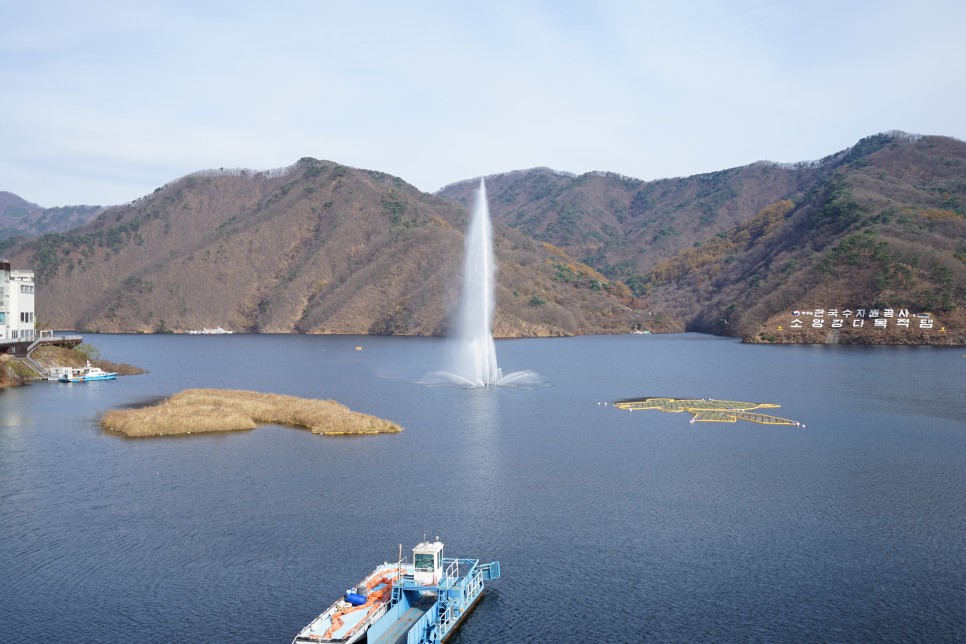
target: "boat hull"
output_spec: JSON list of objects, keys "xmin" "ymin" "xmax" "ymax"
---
[{"xmin": 57, "ymin": 365, "xmax": 117, "ymax": 382}]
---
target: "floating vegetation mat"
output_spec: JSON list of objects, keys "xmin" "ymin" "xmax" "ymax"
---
[{"xmin": 613, "ymin": 397, "xmax": 802, "ymax": 427}]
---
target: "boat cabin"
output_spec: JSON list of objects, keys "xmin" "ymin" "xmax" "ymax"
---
[{"xmin": 412, "ymin": 540, "xmax": 443, "ymax": 585}]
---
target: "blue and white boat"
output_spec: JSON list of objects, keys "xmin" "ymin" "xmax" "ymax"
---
[
  {"xmin": 58, "ymin": 360, "xmax": 117, "ymax": 383},
  {"xmin": 292, "ymin": 540, "xmax": 500, "ymax": 644}
]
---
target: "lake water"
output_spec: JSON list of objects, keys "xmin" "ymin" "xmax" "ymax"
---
[{"xmin": 1, "ymin": 333, "xmax": 964, "ymax": 642}]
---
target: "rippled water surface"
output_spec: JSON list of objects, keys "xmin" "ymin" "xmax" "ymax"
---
[{"xmin": 1, "ymin": 333, "xmax": 964, "ymax": 642}]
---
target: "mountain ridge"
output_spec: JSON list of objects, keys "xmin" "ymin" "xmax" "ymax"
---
[
  {"xmin": 438, "ymin": 132, "xmax": 965, "ymax": 344},
  {"xmin": 1, "ymin": 159, "xmax": 646, "ymax": 336},
  {"xmin": 2, "ymin": 131, "xmax": 963, "ymax": 343},
  {"xmin": 0, "ymin": 191, "xmax": 103, "ymax": 241}
]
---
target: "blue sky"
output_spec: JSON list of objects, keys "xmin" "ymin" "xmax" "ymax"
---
[{"xmin": 2, "ymin": 0, "xmax": 965, "ymax": 207}]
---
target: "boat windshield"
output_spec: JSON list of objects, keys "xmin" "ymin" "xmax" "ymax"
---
[{"xmin": 414, "ymin": 553, "xmax": 435, "ymax": 571}]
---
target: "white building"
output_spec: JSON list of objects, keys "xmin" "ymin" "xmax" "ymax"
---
[{"xmin": 1, "ymin": 262, "xmax": 36, "ymax": 342}]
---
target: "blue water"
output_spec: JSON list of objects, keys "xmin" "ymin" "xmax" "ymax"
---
[{"xmin": 1, "ymin": 333, "xmax": 964, "ymax": 642}]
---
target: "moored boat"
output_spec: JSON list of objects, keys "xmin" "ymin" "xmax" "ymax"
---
[
  {"xmin": 58, "ymin": 360, "xmax": 118, "ymax": 383},
  {"xmin": 292, "ymin": 541, "xmax": 500, "ymax": 644},
  {"xmin": 187, "ymin": 326, "xmax": 233, "ymax": 334}
]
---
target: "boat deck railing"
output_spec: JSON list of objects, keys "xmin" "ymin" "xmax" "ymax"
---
[
  {"xmin": 423, "ymin": 559, "xmax": 488, "ymax": 643},
  {"xmin": 365, "ymin": 556, "xmax": 499, "ymax": 644}
]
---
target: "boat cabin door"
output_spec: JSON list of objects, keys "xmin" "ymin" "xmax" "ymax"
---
[{"xmin": 413, "ymin": 540, "xmax": 443, "ymax": 585}]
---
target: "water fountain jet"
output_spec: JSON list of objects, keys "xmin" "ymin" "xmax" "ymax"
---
[
  {"xmin": 423, "ymin": 178, "xmax": 542, "ymax": 388},
  {"xmin": 453, "ymin": 179, "xmax": 500, "ymax": 385}
]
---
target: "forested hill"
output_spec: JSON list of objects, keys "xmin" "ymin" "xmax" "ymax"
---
[
  {"xmin": 640, "ymin": 134, "xmax": 966, "ymax": 344},
  {"xmin": 437, "ymin": 157, "xmax": 837, "ymax": 289},
  {"xmin": 2, "ymin": 132, "xmax": 963, "ymax": 343},
  {"xmin": 0, "ymin": 160, "xmax": 645, "ymax": 336},
  {"xmin": 0, "ymin": 191, "xmax": 102, "ymax": 240},
  {"xmin": 439, "ymin": 132, "xmax": 966, "ymax": 344}
]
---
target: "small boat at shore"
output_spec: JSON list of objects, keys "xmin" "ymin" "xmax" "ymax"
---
[
  {"xmin": 292, "ymin": 540, "xmax": 500, "ymax": 644},
  {"xmin": 187, "ymin": 326, "xmax": 233, "ymax": 334},
  {"xmin": 58, "ymin": 361, "xmax": 117, "ymax": 383}
]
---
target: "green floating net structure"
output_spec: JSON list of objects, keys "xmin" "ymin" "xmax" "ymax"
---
[{"xmin": 614, "ymin": 398, "xmax": 802, "ymax": 427}]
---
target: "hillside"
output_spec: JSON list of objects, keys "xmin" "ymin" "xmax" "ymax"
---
[
  {"xmin": 437, "ymin": 159, "xmax": 837, "ymax": 293},
  {"xmin": 3, "ymin": 132, "xmax": 962, "ymax": 344},
  {"xmin": 0, "ymin": 191, "xmax": 103, "ymax": 240},
  {"xmin": 438, "ymin": 132, "xmax": 965, "ymax": 344},
  {"xmin": 639, "ymin": 133, "xmax": 966, "ymax": 344},
  {"xmin": 0, "ymin": 160, "xmax": 646, "ymax": 336}
]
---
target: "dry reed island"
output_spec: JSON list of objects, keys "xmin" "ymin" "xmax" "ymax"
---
[{"xmin": 100, "ymin": 389, "xmax": 402, "ymax": 437}]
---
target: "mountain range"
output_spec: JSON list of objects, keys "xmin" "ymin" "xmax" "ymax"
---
[
  {"xmin": 1, "ymin": 162, "xmax": 643, "ymax": 336},
  {"xmin": 2, "ymin": 131, "xmax": 964, "ymax": 343},
  {"xmin": 0, "ymin": 191, "xmax": 102, "ymax": 240}
]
